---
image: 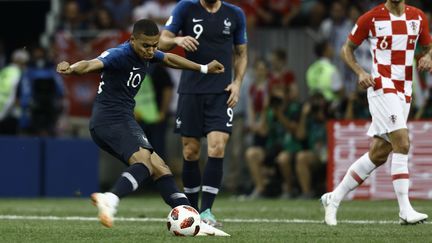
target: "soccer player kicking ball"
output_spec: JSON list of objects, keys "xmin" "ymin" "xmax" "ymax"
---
[
  {"xmin": 57, "ymin": 19, "xmax": 229, "ymax": 236},
  {"xmin": 321, "ymin": 0, "xmax": 432, "ymax": 226}
]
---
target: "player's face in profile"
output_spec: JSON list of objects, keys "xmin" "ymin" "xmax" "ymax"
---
[{"xmin": 131, "ymin": 33, "xmax": 159, "ymax": 59}]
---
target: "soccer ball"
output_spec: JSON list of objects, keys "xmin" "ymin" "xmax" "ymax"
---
[{"xmin": 167, "ymin": 205, "xmax": 201, "ymax": 236}]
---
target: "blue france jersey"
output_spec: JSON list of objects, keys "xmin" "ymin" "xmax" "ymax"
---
[
  {"xmin": 165, "ymin": 0, "xmax": 247, "ymax": 94},
  {"xmin": 89, "ymin": 42, "xmax": 165, "ymax": 128}
]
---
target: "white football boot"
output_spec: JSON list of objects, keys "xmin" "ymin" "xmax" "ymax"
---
[
  {"xmin": 399, "ymin": 210, "xmax": 428, "ymax": 225},
  {"xmin": 320, "ymin": 192, "xmax": 338, "ymax": 226},
  {"xmin": 196, "ymin": 220, "xmax": 230, "ymax": 236},
  {"xmin": 91, "ymin": 192, "xmax": 119, "ymax": 228}
]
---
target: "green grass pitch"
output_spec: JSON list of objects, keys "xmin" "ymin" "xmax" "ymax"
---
[{"xmin": 0, "ymin": 195, "xmax": 430, "ymax": 242}]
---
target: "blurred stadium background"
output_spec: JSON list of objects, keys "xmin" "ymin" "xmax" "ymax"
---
[{"xmin": 0, "ymin": 0, "xmax": 432, "ymax": 241}]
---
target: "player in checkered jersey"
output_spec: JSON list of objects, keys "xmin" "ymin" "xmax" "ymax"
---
[{"xmin": 321, "ymin": 0, "xmax": 432, "ymax": 226}]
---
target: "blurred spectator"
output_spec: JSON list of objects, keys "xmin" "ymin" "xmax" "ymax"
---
[
  {"xmin": 273, "ymin": 84, "xmax": 303, "ymax": 199},
  {"xmin": 343, "ymin": 85, "xmax": 370, "ymax": 120},
  {"xmin": 246, "ymin": 83, "xmax": 302, "ymax": 199},
  {"xmin": 133, "ymin": 0, "xmax": 177, "ymax": 27},
  {"xmin": 222, "ymin": 55, "xmax": 258, "ymax": 194},
  {"xmin": 268, "ymin": 48, "xmax": 296, "ymax": 98},
  {"xmin": 306, "ymin": 40, "xmax": 343, "ymax": 102},
  {"xmin": 415, "ymin": 88, "xmax": 432, "ymax": 119},
  {"xmin": 295, "ymin": 93, "xmax": 329, "ymax": 198},
  {"xmin": 305, "ymin": 1, "xmax": 327, "ymax": 41},
  {"xmin": 0, "ymin": 41, "xmax": 6, "ymax": 69},
  {"xmin": 255, "ymin": 0, "xmax": 300, "ymax": 27},
  {"xmin": 319, "ymin": 1, "xmax": 352, "ymax": 90},
  {"xmin": 19, "ymin": 46, "xmax": 66, "ymax": 136},
  {"xmin": 225, "ymin": 0, "xmax": 258, "ymax": 29},
  {"xmin": 103, "ymin": 0, "xmax": 133, "ymax": 29},
  {"xmin": 244, "ymin": 59, "xmax": 270, "ymax": 198},
  {"xmin": 0, "ymin": 49, "xmax": 29, "ymax": 135},
  {"xmin": 90, "ymin": 7, "xmax": 116, "ymax": 31},
  {"xmin": 57, "ymin": 0, "xmax": 88, "ymax": 32},
  {"xmin": 134, "ymin": 64, "xmax": 174, "ymax": 161}
]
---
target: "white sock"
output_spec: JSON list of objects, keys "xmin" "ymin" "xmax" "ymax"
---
[
  {"xmin": 332, "ymin": 153, "xmax": 376, "ymax": 205},
  {"xmin": 391, "ymin": 153, "xmax": 413, "ymax": 214}
]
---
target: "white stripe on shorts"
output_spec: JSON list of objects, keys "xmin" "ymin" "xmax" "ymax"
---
[
  {"xmin": 184, "ymin": 186, "xmax": 201, "ymax": 193},
  {"xmin": 202, "ymin": 185, "xmax": 219, "ymax": 194},
  {"xmin": 122, "ymin": 172, "xmax": 138, "ymax": 191}
]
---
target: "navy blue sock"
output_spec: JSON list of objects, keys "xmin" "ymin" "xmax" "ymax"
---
[
  {"xmin": 155, "ymin": 175, "xmax": 190, "ymax": 208},
  {"xmin": 110, "ymin": 163, "xmax": 150, "ymax": 198},
  {"xmin": 182, "ymin": 159, "xmax": 201, "ymax": 210},
  {"xmin": 200, "ymin": 157, "xmax": 223, "ymax": 212}
]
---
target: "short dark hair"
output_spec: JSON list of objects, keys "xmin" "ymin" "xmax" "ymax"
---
[{"xmin": 132, "ymin": 19, "xmax": 159, "ymax": 36}]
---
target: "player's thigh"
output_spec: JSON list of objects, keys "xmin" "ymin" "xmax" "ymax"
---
[
  {"xmin": 203, "ymin": 93, "xmax": 233, "ymax": 135},
  {"xmin": 367, "ymin": 92, "xmax": 408, "ymax": 142},
  {"xmin": 368, "ymin": 136, "xmax": 393, "ymax": 166},
  {"xmin": 175, "ymin": 94, "xmax": 204, "ymax": 137},
  {"xmin": 91, "ymin": 120, "xmax": 154, "ymax": 165}
]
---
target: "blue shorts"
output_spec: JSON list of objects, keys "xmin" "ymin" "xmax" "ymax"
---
[
  {"xmin": 90, "ymin": 120, "xmax": 153, "ymax": 165},
  {"xmin": 174, "ymin": 93, "xmax": 233, "ymax": 137}
]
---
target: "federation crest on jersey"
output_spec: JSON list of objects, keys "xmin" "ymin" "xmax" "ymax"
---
[
  {"xmin": 223, "ymin": 18, "xmax": 231, "ymax": 35},
  {"xmin": 389, "ymin": 114, "xmax": 397, "ymax": 125},
  {"xmin": 176, "ymin": 117, "xmax": 182, "ymax": 128},
  {"xmin": 409, "ymin": 21, "xmax": 417, "ymax": 33}
]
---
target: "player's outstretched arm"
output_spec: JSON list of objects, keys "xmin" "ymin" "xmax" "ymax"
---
[
  {"xmin": 341, "ymin": 39, "xmax": 374, "ymax": 89},
  {"xmin": 57, "ymin": 59, "xmax": 104, "ymax": 75},
  {"xmin": 159, "ymin": 30, "xmax": 199, "ymax": 52},
  {"xmin": 162, "ymin": 53, "xmax": 224, "ymax": 74}
]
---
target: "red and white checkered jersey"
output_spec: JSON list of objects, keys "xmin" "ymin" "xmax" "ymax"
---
[{"xmin": 349, "ymin": 4, "xmax": 431, "ymax": 102}]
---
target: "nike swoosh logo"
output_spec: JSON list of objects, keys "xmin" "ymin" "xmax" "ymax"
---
[
  {"xmin": 192, "ymin": 18, "xmax": 203, "ymax": 23},
  {"xmin": 132, "ymin": 67, "xmax": 141, "ymax": 70},
  {"xmin": 226, "ymin": 123, "xmax": 232, "ymax": 127}
]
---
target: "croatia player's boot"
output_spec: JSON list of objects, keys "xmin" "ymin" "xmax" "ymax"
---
[
  {"xmin": 196, "ymin": 220, "xmax": 230, "ymax": 236},
  {"xmin": 91, "ymin": 192, "xmax": 119, "ymax": 228},
  {"xmin": 320, "ymin": 192, "xmax": 338, "ymax": 226},
  {"xmin": 399, "ymin": 210, "xmax": 428, "ymax": 225}
]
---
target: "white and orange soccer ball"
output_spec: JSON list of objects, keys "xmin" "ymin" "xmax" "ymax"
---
[{"xmin": 167, "ymin": 205, "xmax": 201, "ymax": 236}]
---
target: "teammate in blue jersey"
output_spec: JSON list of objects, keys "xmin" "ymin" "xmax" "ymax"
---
[
  {"xmin": 56, "ymin": 19, "xmax": 225, "ymax": 230},
  {"xmin": 159, "ymin": 0, "xmax": 248, "ymax": 226}
]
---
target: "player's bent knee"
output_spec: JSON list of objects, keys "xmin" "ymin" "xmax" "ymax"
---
[
  {"xmin": 150, "ymin": 152, "xmax": 173, "ymax": 180},
  {"xmin": 183, "ymin": 144, "xmax": 200, "ymax": 161},
  {"xmin": 183, "ymin": 152, "xmax": 200, "ymax": 161},
  {"xmin": 392, "ymin": 141, "xmax": 410, "ymax": 154},
  {"xmin": 129, "ymin": 148, "xmax": 153, "ymax": 175},
  {"xmin": 369, "ymin": 151, "xmax": 388, "ymax": 166}
]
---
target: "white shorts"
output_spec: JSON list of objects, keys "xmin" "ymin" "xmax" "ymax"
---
[{"xmin": 366, "ymin": 89, "xmax": 410, "ymax": 142}]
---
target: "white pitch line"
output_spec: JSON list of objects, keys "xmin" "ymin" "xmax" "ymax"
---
[{"xmin": 0, "ymin": 215, "xmax": 429, "ymax": 225}]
